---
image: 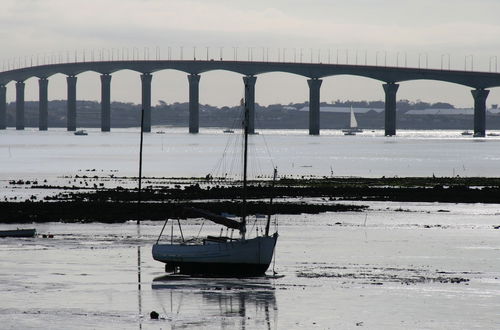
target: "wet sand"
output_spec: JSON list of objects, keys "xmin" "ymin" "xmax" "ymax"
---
[{"xmin": 0, "ymin": 202, "xmax": 498, "ymax": 329}]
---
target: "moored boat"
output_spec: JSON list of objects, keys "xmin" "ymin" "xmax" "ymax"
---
[
  {"xmin": 74, "ymin": 129, "xmax": 88, "ymax": 136},
  {"xmin": 152, "ymin": 82, "xmax": 279, "ymax": 277},
  {"xmin": 0, "ymin": 228, "xmax": 36, "ymax": 238},
  {"xmin": 342, "ymin": 106, "xmax": 363, "ymax": 135}
]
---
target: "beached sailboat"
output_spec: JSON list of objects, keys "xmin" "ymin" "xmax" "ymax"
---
[
  {"xmin": 152, "ymin": 85, "xmax": 278, "ymax": 277},
  {"xmin": 342, "ymin": 106, "xmax": 363, "ymax": 135}
]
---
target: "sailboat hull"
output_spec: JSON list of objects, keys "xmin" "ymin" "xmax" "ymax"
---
[{"xmin": 152, "ymin": 234, "xmax": 278, "ymax": 277}]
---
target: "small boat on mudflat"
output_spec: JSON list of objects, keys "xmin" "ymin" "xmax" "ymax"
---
[{"xmin": 0, "ymin": 228, "xmax": 36, "ymax": 238}]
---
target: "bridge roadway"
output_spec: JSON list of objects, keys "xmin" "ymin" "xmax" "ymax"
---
[{"xmin": 1, "ymin": 60, "xmax": 500, "ymax": 136}]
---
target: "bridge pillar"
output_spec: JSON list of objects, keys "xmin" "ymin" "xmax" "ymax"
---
[
  {"xmin": 243, "ymin": 76, "xmax": 257, "ymax": 134},
  {"xmin": 308, "ymin": 78, "xmax": 322, "ymax": 135},
  {"xmin": 38, "ymin": 78, "xmax": 48, "ymax": 131},
  {"xmin": 188, "ymin": 74, "xmax": 200, "ymax": 133},
  {"xmin": 66, "ymin": 75, "xmax": 77, "ymax": 131},
  {"xmin": 16, "ymin": 81, "xmax": 25, "ymax": 130},
  {"xmin": 383, "ymin": 83, "xmax": 399, "ymax": 136},
  {"xmin": 140, "ymin": 73, "xmax": 152, "ymax": 133},
  {"xmin": 0, "ymin": 85, "xmax": 6, "ymax": 129},
  {"xmin": 100, "ymin": 74, "xmax": 112, "ymax": 132},
  {"xmin": 471, "ymin": 89, "xmax": 489, "ymax": 137}
]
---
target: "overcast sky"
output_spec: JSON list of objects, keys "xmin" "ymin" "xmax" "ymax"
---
[{"xmin": 3, "ymin": 0, "xmax": 500, "ymax": 107}]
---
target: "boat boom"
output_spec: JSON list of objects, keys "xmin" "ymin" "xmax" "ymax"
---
[{"xmin": 184, "ymin": 207, "xmax": 243, "ymax": 231}]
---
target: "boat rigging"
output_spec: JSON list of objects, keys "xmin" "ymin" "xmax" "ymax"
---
[{"xmin": 151, "ymin": 81, "xmax": 279, "ymax": 277}]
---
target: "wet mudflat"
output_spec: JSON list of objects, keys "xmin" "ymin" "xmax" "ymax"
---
[{"xmin": 1, "ymin": 202, "xmax": 498, "ymax": 329}]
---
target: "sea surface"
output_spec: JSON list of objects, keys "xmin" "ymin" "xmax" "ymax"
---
[
  {"xmin": 0, "ymin": 128, "xmax": 499, "ymax": 329},
  {"xmin": 1, "ymin": 127, "xmax": 500, "ymax": 180}
]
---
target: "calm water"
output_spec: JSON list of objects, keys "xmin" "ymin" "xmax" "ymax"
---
[
  {"xmin": 1, "ymin": 127, "xmax": 500, "ymax": 180},
  {"xmin": 0, "ymin": 128, "xmax": 499, "ymax": 329}
]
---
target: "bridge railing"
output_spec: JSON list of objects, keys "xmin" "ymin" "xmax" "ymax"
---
[{"xmin": 1, "ymin": 47, "xmax": 498, "ymax": 73}]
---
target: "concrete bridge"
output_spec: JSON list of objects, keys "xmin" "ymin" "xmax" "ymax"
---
[{"xmin": 1, "ymin": 60, "xmax": 500, "ymax": 136}]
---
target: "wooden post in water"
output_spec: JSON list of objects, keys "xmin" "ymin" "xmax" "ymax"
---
[{"xmin": 265, "ymin": 167, "xmax": 278, "ymax": 237}]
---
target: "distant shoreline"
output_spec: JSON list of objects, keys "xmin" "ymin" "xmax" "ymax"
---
[
  {"xmin": 5, "ymin": 99, "xmax": 500, "ymax": 130},
  {"xmin": 1, "ymin": 176, "xmax": 499, "ymax": 223}
]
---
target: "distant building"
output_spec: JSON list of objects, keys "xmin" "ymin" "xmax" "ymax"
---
[{"xmin": 405, "ymin": 108, "xmax": 500, "ymax": 116}]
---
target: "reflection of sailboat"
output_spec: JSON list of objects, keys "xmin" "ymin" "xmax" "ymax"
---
[
  {"xmin": 152, "ymin": 82, "xmax": 278, "ymax": 277},
  {"xmin": 342, "ymin": 106, "xmax": 363, "ymax": 135},
  {"xmin": 152, "ymin": 275, "xmax": 277, "ymax": 329}
]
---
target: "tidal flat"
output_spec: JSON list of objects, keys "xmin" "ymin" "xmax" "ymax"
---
[{"xmin": 1, "ymin": 204, "xmax": 499, "ymax": 329}]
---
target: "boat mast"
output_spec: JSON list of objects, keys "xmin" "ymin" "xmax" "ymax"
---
[{"xmin": 241, "ymin": 85, "xmax": 250, "ymax": 239}]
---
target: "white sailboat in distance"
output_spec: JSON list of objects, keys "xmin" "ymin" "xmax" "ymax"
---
[
  {"xmin": 342, "ymin": 106, "xmax": 363, "ymax": 135},
  {"xmin": 152, "ymin": 85, "xmax": 279, "ymax": 277}
]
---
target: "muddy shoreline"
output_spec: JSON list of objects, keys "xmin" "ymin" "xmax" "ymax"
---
[{"xmin": 1, "ymin": 176, "xmax": 500, "ymax": 223}]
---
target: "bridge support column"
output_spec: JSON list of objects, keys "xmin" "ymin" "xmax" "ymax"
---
[
  {"xmin": 188, "ymin": 74, "xmax": 200, "ymax": 133},
  {"xmin": 16, "ymin": 81, "xmax": 25, "ymax": 130},
  {"xmin": 243, "ymin": 76, "xmax": 257, "ymax": 134},
  {"xmin": 140, "ymin": 73, "xmax": 152, "ymax": 133},
  {"xmin": 471, "ymin": 89, "xmax": 489, "ymax": 137},
  {"xmin": 38, "ymin": 78, "xmax": 48, "ymax": 131},
  {"xmin": 308, "ymin": 78, "xmax": 322, "ymax": 135},
  {"xmin": 66, "ymin": 75, "xmax": 77, "ymax": 131},
  {"xmin": 383, "ymin": 83, "xmax": 399, "ymax": 136},
  {"xmin": 0, "ymin": 85, "xmax": 6, "ymax": 129},
  {"xmin": 100, "ymin": 74, "xmax": 112, "ymax": 132}
]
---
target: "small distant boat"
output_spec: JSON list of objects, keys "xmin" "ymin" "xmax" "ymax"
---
[
  {"xmin": 223, "ymin": 129, "xmax": 234, "ymax": 133},
  {"xmin": 487, "ymin": 132, "xmax": 500, "ymax": 137},
  {"xmin": 342, "ymin": 106, "xmax": 363, "ymax": 135},
  {"xmin": 156, "ymin": 131, "xmax": 166, "ymax": 134},
  {"xmin": 74, "ymin": 130, "xmax": 88, "ymax": 136},
  {"xmin": 0, "ymin": 228, "xmax": 36, "ymax": 238},
  {"xmin": 461, "ymin": 131, "xmax": 473, "ymax": 136}
]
